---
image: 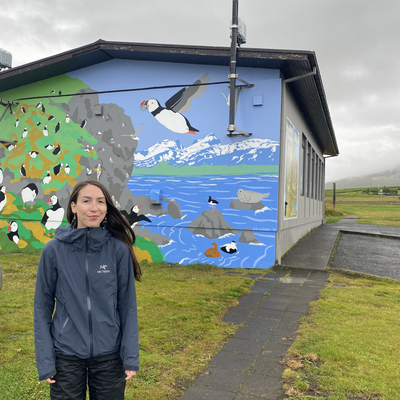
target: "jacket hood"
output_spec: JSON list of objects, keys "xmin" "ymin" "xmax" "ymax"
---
[{"xmin": 55, "ymin": 225, "xmax": 112, "ymax": 250}]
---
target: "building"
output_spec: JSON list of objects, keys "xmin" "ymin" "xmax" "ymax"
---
[{"xmin": 0, "ymin": 40, "xmax": 338, "ymax": 267}]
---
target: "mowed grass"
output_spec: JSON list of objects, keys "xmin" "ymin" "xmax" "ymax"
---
[
  {"xmin": 325, "ymin": 190, "xmax": 400, "ymax": 226},
  {"xmin": 0, "ymin": 253, "xmax": 254, "ymax": 399},
  {"xmin": 283, "ymin": 271, "xmax": 400, "ymax": 399}
]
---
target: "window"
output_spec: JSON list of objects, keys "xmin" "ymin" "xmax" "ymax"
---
[
  {"xmin": 311, "ymin": 149, "xmax": 315, "ymax": 199},
  {"xmin": 307, "ymin": 143, "xmax": 311, "ymax": 197},
  {"xmin": 301, "ymin": 134, "xmax": 306, "ymax": 196}
]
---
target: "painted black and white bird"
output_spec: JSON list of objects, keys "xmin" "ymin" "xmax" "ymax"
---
[
  {"xmin": 64, "ymin": 164, "xmax": 70, "ymax": 174},
  {"xmin": 0, "ymin": 162, "xmax": 3, "ymax": 184},
  {"xmin": 43, "ymin": 125, "xmax": 49, "ymax": 136},
  {"xmin": 36, "ymin": 102, "xmax": 42, "ymax": 108},
  {"xmin": 220, "ymin": 241, "xmax": 238, "ymax": 254},
  {"xmin": 140, "ymin": 73, "xmax": 210, "ymax": 134},
  {"xmin": 44, "ymin": 144, "xmax": 55, "ymax": 151},
  {"xmin": 5, "ymin": 143, "xmax": 17, "ymax": 151},
  {"xmin": 41, "ymin": 195, "xmax": 65, "ymax": 231},
  {"xmin": 0, "ymin": 185, "xmax": 8, "ymax": 212},
  {"xmin": 21, "ymin": 183, "xmax": 39, "ymax": 209},
  {"xmin": 80, "ymin": 119, "xmax": 87, "ymax": 129},
  {"xmin": 50, "ymin": 89, "xmax": 55, "ymax": 94},
  {"xmin": 208, "ymin": 196, "xmax": 218, "ymax": 211},
  {"xmin": 121, "ymin": 205, "xmax": 152, "ymax": 226},
  {"xmin": 21, "ymin": 127, "xmax": 28, "ymax": 139},
  {"xmin": 65, "ymin": 114, "xmax": 70, "ymax": 124},
  {"xmin": 20, "ymin": 164, "xmax": 26, "ymax": 177},
  {"xmin": 43, "ymin": 170, "xmax": 52, "ymax": 185},
  {"xmin": 7, "ymin": 221, "xmax": 19, "ymax": 244},
  {"xmin": 48, "ymin": 115, "xmax": 55, "ymax": 121},
  {"xmin": 52, "ymin": 144, "xmax": 61, "ymax": 156},
  {"xmin": 55, "ymin": 121, "xmax": 60, "ymax": 133},
  {"xmin": 21, "ymin": 106, "xmax": 26, "ymax": 114},
  {"xmin": 28, "ymin": 151, "xmax": 39, "ymax": 159},
  {"xmin": 36, "ymin": 121, "xmax": 41, "ymax": 126},
  {"xmin": 15, "ymin": 119, "xmax": 19, "ymax": 127},
  {"xmin": 41, "ymin": 104, "xmax": 46, "ymax": 114},
  {"xmin": 53, "ymin": 163, "xmax": 62, "ymax": 176}
]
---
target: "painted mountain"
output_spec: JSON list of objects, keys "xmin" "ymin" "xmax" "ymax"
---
[{"xmin": 134, "ymin": 133, "xmax": 279, "ymax": 168}]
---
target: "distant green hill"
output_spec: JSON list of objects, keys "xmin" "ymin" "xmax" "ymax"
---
[{"xmin": 326, "ymin": 164, "xmax": 400, "ymax": 190}]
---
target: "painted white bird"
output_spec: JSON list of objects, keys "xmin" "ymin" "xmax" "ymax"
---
[
  {"xmin": 43, "ymin": 171, "xmax": 52, "ymax": 185},
  {"xmin": 21, "ymin": 183, "xmax": 38, "ymax": 209},
  {"xmin": 7, "ymin": 221, "xmax": 19, "ymax": 244},
  {"xmin": 41, "ymin": 195, "xmax": 65, "ymax": 231},
  {"xmin": 0, "ymin": 185, "xmax": 9, "ymax": 212}
]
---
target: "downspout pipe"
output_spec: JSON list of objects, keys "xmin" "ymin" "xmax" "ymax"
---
[{"xmin": 227, "ymin": 0, "xmax": 239, "ymax": 135}]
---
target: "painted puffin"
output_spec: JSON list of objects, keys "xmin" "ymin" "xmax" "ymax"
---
[
  {"xmin": 208, "ymin": 196, "xmax": 218, "ymax": 211},
  {"xmin": 21, "ymin": 183, "xmax": 39, "ymax": 209},
  {"xmin": 28, "ymin": 150, "xmax": 39, "ymax": 159},
  {"xmin": 21, "ymin": 127, "xmax": 28, "ymax": 139},
  {"xmin": 121, "ymin": 205, "xmax": 152, "ymax": 226},
  {"xmin": 7, "ymin": 221, "xmax": 19, "ymax": 244},
  {"xmin": 20, "ymin": 164, "xmax": 26, "ymax": 177},
  {"xmin": 41, "ymin": 195, "xmax": 65, "ymax": 231},
  {"xmin": 43, "ymin": 125, "xmax": 49, "ymax": 136},
  {"xmin": 43, "ymin": 171, "xmax": 52, "ymax": 185},
  {"xmin": 140, "ymin": 73, "xmax": 210, "ymax": 134},
  {"xmin": 55, "ymin": 121, "xmax": 61, "ymax": 133},
  {"xmin": 220, "ymin": 241, "xmax": 238, "ymax": 254},
  {"xmin": 0, "ymin": 185, "xmax": 8, "ymax": 212},
  {"xmin": 0, "ymin": 161, "xmax": 3, "ymax": 184},
  {"xmin": 53, "ymin": 163, "xmax": 62, "ymax": 176},
  {"xmin": 52, "ymin": 145, "xmax": 61, "ymax": 155}
]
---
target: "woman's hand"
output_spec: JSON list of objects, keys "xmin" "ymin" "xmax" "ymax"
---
[
  {"xmin": 125, "ymin": 370, "xmax": 136, "ymax": 380},
  {"xmin": 45, "ymin": 377, "xmax": 56, "ymax": 384}
]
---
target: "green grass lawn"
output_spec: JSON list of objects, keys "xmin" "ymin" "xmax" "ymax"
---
[
  {"xmin": 282, "ymin": 271, "xmax": 400, "ymax": 399},
  {"xmin": 0, "ymin": 253, "xmax": 255, "ymax": 399},
  {"xmin": 325, "ymin": 190, "xmax": 400, "ymax": 226}
]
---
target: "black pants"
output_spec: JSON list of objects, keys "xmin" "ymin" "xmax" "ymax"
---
[{"xmin": 50, "ymin": 353, "xmax": 126, "ymax": 400}]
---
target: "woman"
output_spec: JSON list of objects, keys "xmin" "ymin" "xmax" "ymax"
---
[{"xmin": 34, "ymin": 180, "xmax": 141, "ymax": 400}]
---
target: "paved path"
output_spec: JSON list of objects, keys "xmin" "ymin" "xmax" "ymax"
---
[{"xmin": 179, "ymin": 218, "xmax": 400, "ymax": 399}]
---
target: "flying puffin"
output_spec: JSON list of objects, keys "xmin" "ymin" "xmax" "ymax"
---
[
  {"xmin": 43, "ymin": 125, "xmax": 49, "ymax": 136},
  {"xmin": 36, "ymin": 102, "xmax": 42, "ymax": 108},
  {"xmin": 41, "ymin": 195, "xmax": 65, "ymax": 231},
  {"xmin": 121, "ymin": 205, "xmax": 152, "ymax": 226},
  {"xmin": 0, "ymin": 186, "xmax": 8, "ymax": 212},
  {"xmin": 28, "ymin": 151, "xmax": 39, "ymax": 159},
  {"xmin": 53, "ymin": 163, "xmax": 62, "ymax": 176},
  {"xmin": 36, "ymin": 121, "xmax": 41, "ymax": 126},
  {"xmin": 52, "ymin": 145, "xmax": 61, "ymax": 155},
  {"xmin": 220, "ymin": 241, "xmax": 238, "ymax": 254},
  {"xmin": 7, "ymin": 221, "xmax": 19, "ymax": 244},
  {"xmin": 20, "ymin": 164, "xmax": 26, "ymax": 177},
  {"xmin": 208, "ymin": 196, "xmax": 218, "ymax": 211},
  {"xmin": 21, "ymin": 127, "xmax": 28, "ymax": 139},
  {"xmin": 5, "ymin": 143, "xmax": 17, "ymax": 152},
  {"xmin": 140, "ymin": 73, "xmax": 210, "ymax": 134},
  {"xmin": 80, "ymin": 119, "xmax": 87, "ymax": 129},
  {"xmin": 43, "ymin": 171, "xmax": 52, "ymax": 185},
  {"xmin": 21, "ymin": 183, "xmax": 39, "ymax": 209},
  {"xmin": 44, "ymin": 144, "xmax": 55, "ymax": 151},
  {"xmin": 48, "ymin": 115, "xmax": 55, "ymax": 121}
]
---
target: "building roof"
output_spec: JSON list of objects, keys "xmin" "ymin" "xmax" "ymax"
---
[{"xmin": 0, "ymin": 39, "xmax": 339, "ymax": 156}]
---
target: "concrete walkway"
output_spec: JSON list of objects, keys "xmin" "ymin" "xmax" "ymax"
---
[{"xmin": 179, "ymin": 218, "xmax": 400, "ymax": 400}]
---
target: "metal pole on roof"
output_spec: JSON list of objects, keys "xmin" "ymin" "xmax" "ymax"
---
[{"xmin": 227, "ymin": 0, "xmax": 238, "ymax": 136}]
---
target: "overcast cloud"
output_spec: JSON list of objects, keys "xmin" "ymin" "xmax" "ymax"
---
[{"xmin": 1, "ymin": 0, "xmax": 399, "ymax": 183}]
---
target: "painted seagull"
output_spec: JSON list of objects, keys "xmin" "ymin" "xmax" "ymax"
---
[{"xmin": 140, "ymin": 73, "xmax": 210, "ymax": 134}]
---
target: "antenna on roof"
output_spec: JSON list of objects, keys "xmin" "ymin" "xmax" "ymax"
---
[{"xmin": 0, "ymin": 48, "xmax": 12, "ymax": 70}]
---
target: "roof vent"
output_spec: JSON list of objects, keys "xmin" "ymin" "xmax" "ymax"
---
[{"xmin": 0, "ymin": 48, "xmax": 12, "ymax": 69}]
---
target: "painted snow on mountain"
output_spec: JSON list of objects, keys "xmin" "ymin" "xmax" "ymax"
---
[{"xmin": 134, "ymin": 133, "xmax": 279, "ymax": 168}]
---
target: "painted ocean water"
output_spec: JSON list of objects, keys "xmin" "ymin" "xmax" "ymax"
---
[{"xmin": 127, "ymin": 174, "xmax": 278, "ymax": 269}]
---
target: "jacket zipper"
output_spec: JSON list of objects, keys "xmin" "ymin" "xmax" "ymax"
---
[{"xmin": 85, "ymin": 228, "xmax": 94, "ymax": 358}]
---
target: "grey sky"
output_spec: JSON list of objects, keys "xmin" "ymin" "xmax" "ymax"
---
[{"xmin": 1, "ymin": 0, "xmax": 399, "ymax": 183}]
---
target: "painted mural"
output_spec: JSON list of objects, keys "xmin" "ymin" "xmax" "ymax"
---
[{"xmin": 0, "ymin": 59, "xmax": 281, "ymax": 268}]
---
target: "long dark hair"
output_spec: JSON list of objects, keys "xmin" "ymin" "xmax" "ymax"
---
[{"xmin": 66, "ymin": 180, "xmax": 142, "ymax": 282}]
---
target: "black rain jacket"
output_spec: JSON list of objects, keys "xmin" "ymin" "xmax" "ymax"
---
[{"xmin": 34, "ymin": 225, "xmax": 139, "ymax": 381}]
